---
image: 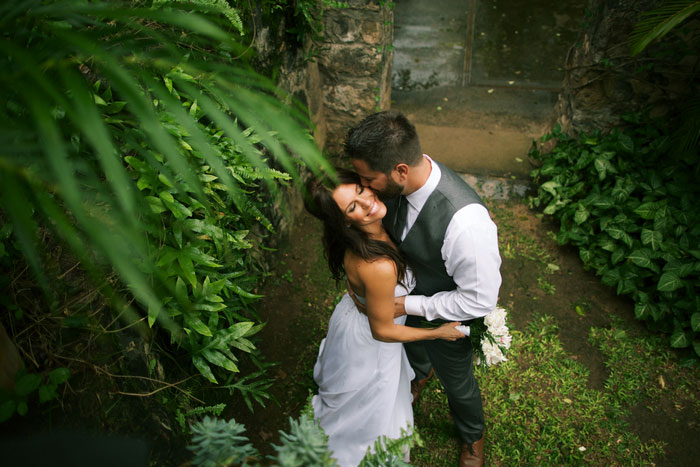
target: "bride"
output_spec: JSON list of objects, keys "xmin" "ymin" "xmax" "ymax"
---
[{"xmin": 305, "ymin": 169, "xmax": 465, "ymax": 466}]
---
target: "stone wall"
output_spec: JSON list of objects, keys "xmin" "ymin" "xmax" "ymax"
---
[
  {"xmin": 253, "ymin": 1, "xmax": 393, "ymax": 245},
  {"xmin": 319, "ymin": 0, "xmax": 394, "ymax": 155},
  {"xmin": 274, "ymin": 1, "xmax": 393, "ymax": 156},
  {"xmin": 556, "ymin": 0, "xmax": 699, "ymax": 136}
]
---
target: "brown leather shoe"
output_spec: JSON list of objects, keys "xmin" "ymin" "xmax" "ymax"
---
[
  {"xmin": 459, "ymin": 433, "xmax": 484, "ymax": 467},
  {"xmin": 410, "ymin": 368, "xmax": 435, "ymax": 405}
]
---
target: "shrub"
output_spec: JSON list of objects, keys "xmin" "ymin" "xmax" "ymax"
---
[{"xmin": 529, "ymin": 117, "xmax": 700, "ymax": 357}]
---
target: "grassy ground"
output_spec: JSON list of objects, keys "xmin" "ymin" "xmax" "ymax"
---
[{"xmin": 246, "ymin": 197, "xmax": 700, "ymax": 466}]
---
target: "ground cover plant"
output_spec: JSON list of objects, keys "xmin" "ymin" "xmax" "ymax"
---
[
  {"xmin": 237, "ymin": 200, "xmax": 700, "ymax": 467},
  {"xmin": 528, "ymin": 117, "xmax": 700, "ymax": 358},
  {"xmin": 408, "ymin": 200, "xmax": 700, "ymax": 466}
]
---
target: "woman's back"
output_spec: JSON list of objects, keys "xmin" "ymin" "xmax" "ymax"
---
[{"xmin": 343, "ymin": 250, "xmax": 398, "ymax": 307}]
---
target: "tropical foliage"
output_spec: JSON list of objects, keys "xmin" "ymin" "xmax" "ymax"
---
[
  {"xmin": 529, "ymin": 118, "xmax": 700, "ymax": 357},
  {"xmin": 0, "ymin": 0, "xmax": 332, "ymax": 411}
]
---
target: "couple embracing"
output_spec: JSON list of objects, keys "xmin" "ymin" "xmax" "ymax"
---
[{"xmin": 305, "ymin": 111, "xmax": 502, "ymax": 466}]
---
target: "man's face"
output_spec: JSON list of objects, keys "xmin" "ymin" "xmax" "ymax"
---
[{"xmin": 351, "ymin": 159, "xmax": 403, "ymax": 199}]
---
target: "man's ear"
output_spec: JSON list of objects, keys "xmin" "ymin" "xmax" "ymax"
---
[{"xmin": 393, "ymin": 163, "xmax": 410, "ymax": 182}]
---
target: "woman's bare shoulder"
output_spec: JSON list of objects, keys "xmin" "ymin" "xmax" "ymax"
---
[{"xmin": 345, "ymin": 252, "xmax": 397, "ymax": 281}]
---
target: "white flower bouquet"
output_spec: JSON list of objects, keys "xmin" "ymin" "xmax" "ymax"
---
[
  {"xmin": 461, "ymin": 306, "xmax": 512, "ymax": 368},
  {"xmin": 423, "ymin": 306, "xmax": 512, "ymax": 368}
]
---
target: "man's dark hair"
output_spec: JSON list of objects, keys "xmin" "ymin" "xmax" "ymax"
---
[{"xmin": 344, "ymin": 110, "xmax": 423, "ymax": 174}]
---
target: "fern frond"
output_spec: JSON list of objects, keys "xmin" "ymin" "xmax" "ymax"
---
[
  {"xmin": 154, "ymin": 0, "xmax": 244, "ymax": 34},
  {"xmin": 359, "ymin": 426, "xmax": 423, "ymax": 467}
]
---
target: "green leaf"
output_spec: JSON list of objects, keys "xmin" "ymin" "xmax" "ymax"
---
[
  {"xmin": 158, "ymin": 173, "xmax": 175, "ymax": 188},
  {"xmin": 540, "ymin": 181, "xmax": 561, "ymax": 196},
  {"xmin": 243, "ymin": 323, "xmax": 265, "ymax": 337},
  {"xmin": 177, "ymin": 253, "xmax": 196, "ymax": 286},
  {"xmin": 691, "ymin": 313, "xmax": 700, "ymax": 332},
  {"xmin": 594, "ymin": 158, "xmax": 607, "ymax": 180},
  {"xmin": 175, "ymin": 276, "xmax": 189, "ymax": 304},
  {"xmin": 146, "ymin": 196, "xmax": 167, "ymax": 214},
  {"xmin": 223, "ymin": 322, "xmax": 255, "ymax": 341},
  {"xmin": 192, "ymin": 355, "xmax": 217, "ymax": 384},
  {"xmin": 184, "ymin": 246, "xmax": 221, "ymax": 268},
  {"xmin": 634, "ymin": 202, "xmax": 658, "ymax": 220},
  {"xmin": 160, "ymin": 192, "xmax": 193, "ymax": 219},
  {"xmin": 202, "ymin": 349, "xmax": 239, "ymax": 372},
  {"xmin": 93, "ymin": 93, "xmax": 107, "ymax": 106},
  {"xmin": 634, "ymin": 302, "xmax": 652, "ymax": 320},
  {"xmin": 229, "ymin": 337, "xmax": 256, "ymax": 353},
  {"xmin": 641, "ymin": 228, "xmax": 663, "ymax": 251},
  {"xmin": 203, "ymin": 277, "xmax": 226, "ymax": 297},
  {"xmin": 657, "ymin": 272, "xmax": 683, "ymax": 292},
  {"xmin": 38, "ymin": 385, "xmax": 59, "ymax": 403},
  {"xmin": 16, "ymin": 401, "xmax": 28, "ymax": 416},
  {"xmin": 148, "ymin": 304, "xmax": 159, "ymax": 327},
  {"xmin": 49, "ymin": 368, "xmax": 70, "ymax": 385},
  {"xmin": 574, "ymin": 205, "xmax": 589, "ymax": 225},
  {"xmin": 194, "ymin": 302, "xmax": 226, "ymax": 312},
  {"xmin": 617, "ymin": 133, "xmax": 634, "ymax": 152},
  {"xmin": 670, "ymin": 330, "xmax": 690, "ymax": 348},
  {"xmin": 611, "ymin": 248, "xmax": 626, "ymax": 265},
  {"xmin": 156, "ymin": 247, "xmax": 178, "ymax": 267},
  {"xmin": 229, "ymin": 283, "xmax": 263, "ymax": 299},
  {"xmin": 15, "ymin": 373, "xmax": 41, "ymax": 397},
  {"xmin": 0, "ymin": 400, "xmax": 16, "ymax": 423},
  {"xmin": 184, "ymin": 314, "xmax": 213, "ymax": 337},
  {"xmin": 105, "ymin": 101, "xmax": 127, "ymax": 114},
  {"xmin": 628, "ymin": 249, "xmax": 659, "ymax": 272},
  {"xmin": 629, "ymin": 1, "xmax": 700, "ymax": 56},
  {"xmin": 602, "ymin": 268, "xmax": 621, "ymax": 286}
]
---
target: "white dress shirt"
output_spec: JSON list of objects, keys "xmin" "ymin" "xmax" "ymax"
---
[{"xmin": 402, "ymin": 156, "xmax": 502, "ymax": 322}]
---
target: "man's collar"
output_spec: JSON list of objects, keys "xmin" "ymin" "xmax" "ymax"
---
[{"xmin": 406, "ymin": 155, "xmax": 440, "ymax": 211}]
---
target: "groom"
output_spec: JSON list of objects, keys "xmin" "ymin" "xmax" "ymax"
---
[{"xmin": 345, "ymin": 110, "xmax": 502, "ymax": 467}]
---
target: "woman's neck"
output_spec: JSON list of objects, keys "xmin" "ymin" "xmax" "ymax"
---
[
  {"xmin": 363, "ymin": 223, "xmax": 387, "ymax": 240},
  {"xmin": 367, "ymin": 227, "xmax": 394, "ymax": 246}
]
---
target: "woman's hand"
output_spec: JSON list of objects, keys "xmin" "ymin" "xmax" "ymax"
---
[{"xmin": 435, "ymin": 322, "xmax": 467, "ymax": 341}]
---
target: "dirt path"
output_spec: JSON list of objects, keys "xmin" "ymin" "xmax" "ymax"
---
[
  {"xmin": 234, "ymin": 194, "xmax": 699, "ymax": 465},
  {"xmin": 229, "ymin": 83, "xmax": 698, "ymax": 467}
]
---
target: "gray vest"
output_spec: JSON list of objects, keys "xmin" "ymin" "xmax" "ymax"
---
[{"xmin": 385, "ymin": 162, "xmax": 484, "ymax": 297}]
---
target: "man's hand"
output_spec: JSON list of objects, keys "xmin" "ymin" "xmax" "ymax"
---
[{"xmin": 394, "ymin": 295, "xmax": 406, "ymax": 318}]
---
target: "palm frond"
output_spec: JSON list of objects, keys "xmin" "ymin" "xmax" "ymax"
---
[{"xmin": 629, "ymin": 1, "xmax": 700, "ymax": 55}]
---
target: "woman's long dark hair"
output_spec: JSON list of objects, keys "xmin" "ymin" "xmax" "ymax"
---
[{"xmin": 304, "ymin": 168, "xmax": 407, "ymax": 285}]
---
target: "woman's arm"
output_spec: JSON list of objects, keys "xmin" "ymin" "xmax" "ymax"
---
[{"xmin": 357, "ymin": 259, "xmax": 465, "ymax": 343}]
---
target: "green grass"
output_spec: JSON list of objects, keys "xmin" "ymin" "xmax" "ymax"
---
[{"xmin": 410, "ymin": 312, "xmax": 700, "ymax": 466}]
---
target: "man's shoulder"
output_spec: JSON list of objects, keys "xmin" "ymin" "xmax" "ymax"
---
[{"xmin": 432, "ymin": 172, "xmax": 483, "ymax": 210}]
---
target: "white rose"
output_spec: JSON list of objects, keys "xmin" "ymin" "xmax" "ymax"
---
[
  {"xmin": 497, "ymin": 332, "xmax": 513, "ymax": 350},
  {"xmin": 481, "ymin": 339, "xmax": 507, "ymax": 366},
  {"xmin": 484, "ymin": 307, "xmax": 507, "ymax": 330}
]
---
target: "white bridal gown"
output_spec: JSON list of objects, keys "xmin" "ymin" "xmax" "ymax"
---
[{"xmin": 312, "ymin": 270, "xmax": 416, "ymax": 467}]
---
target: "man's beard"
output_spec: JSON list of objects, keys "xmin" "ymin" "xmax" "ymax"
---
[{"xmin": 376, "ymin": 177, "xmax": 404, "ymax": 200}]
